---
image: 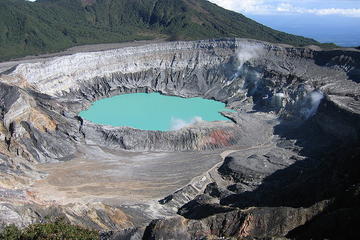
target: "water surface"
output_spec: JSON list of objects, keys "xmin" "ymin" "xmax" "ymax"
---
[{"xmin": 80, "ymin": 93, "xmax": 232, "ymax": 131}]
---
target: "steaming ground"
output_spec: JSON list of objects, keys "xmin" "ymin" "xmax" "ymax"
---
[
  {"xmin": 301, "ymin": 91, "xmax": 324, "ymax": 119},
  {"xmin": 170, "ymin": 116, "xmax": 204, "ymax": 130}
]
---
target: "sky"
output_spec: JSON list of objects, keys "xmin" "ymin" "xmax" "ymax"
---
[
  {"xmin": 209, "ymin": 0, "xmax": 360, "ymax": 46},
  {"xmin": 208, "ymin": 0, "xmax": 360, "ymax": 17}
]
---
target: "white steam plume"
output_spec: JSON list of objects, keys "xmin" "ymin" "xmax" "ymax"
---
[
  {"xmin": 231, "ymin": 43, "xmax": 264, "ymax": 81},
  {"xmin": 170, "ymin": 116, "xmax": 203, "ymax": 131},
  {"xmin": 301, "ymin": 91, "xmax": 324, "ymax": 119},
  {"xmin": 237, "ymin": 44, "xmax": 263, "ymax": 70}
]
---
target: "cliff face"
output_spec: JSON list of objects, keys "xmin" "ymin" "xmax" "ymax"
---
[{"xmin": 0, "ymin": 39, "xmax": 359, "ymax": 239}]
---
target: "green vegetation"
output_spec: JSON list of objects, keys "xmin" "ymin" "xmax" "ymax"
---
[
  {"xmin": 0, "ymin": 219, "xmax": 99, "ymax": 240},
  {"xmin": 0, "ymin": 0, "xmax": 326, "ymax": 61}
]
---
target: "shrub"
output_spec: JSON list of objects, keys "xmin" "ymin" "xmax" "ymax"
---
[{"xmin": 0, "ymin": 218, "xmax": 99, "ymax": 240}]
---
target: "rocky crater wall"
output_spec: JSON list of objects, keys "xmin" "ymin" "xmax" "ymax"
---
[{"xmin": 2, "ymin": 39, "xmax": 359, "ymax": 154}]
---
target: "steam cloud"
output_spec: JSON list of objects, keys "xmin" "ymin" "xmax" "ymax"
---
[
  {"xmin": 300, "ymin": 91, "xmax": 324, "ymax": 119},
  {"xmin": 237, "ymin": 44, "xmax": 263, "ymax": 70},
  {"xmin": 170, "ymin": 116, "xmax": 203, "ymax": 130},
  {"xmin": 231, "ymin": 43, "xmax": 263, "ymax": 80},
  {"xmin": 228, "ymin": 43, "xmax": 265, "ymax": 98}
]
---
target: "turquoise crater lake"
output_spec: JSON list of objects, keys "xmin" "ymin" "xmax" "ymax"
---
[{"xmin": 79, "ymin": 93, "xmax": 233, "ymax": 131}]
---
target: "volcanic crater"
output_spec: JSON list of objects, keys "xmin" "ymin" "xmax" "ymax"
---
[{"xmin": 0, "ymin": 39, "xmax": 359, "ymax": 239}]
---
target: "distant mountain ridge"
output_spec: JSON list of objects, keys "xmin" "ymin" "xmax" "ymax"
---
[{"xmin": 0, "ymin": 0, "xmax": 323, "ymax": 61}]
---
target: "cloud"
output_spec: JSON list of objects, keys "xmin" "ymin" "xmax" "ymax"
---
[
  {"xmin": 210, "ymin": 0, "xmax": 271, "ymax": 14},
  {"xmin": 170, "ymin": 116, "xmax": 203, "ymax": 131},
  {"xmin": 209, "ymin": 0, "xmax": 360, "ymax": 17},
  {"xmin": 276, "ymin": 3, "xmax": 360, "ymax": 17}
]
